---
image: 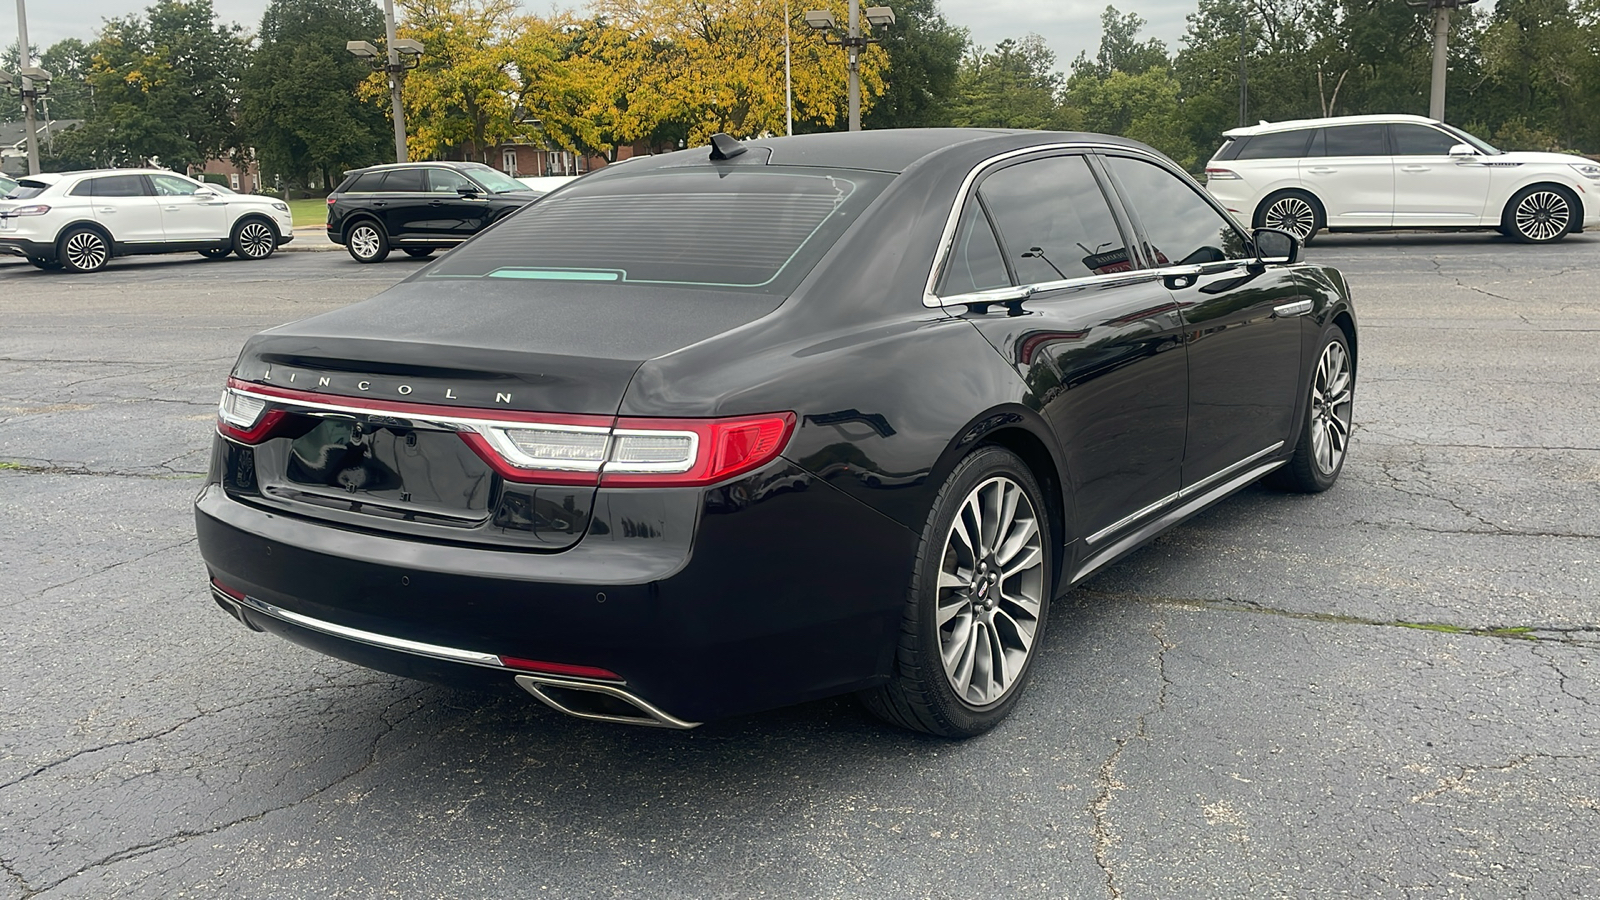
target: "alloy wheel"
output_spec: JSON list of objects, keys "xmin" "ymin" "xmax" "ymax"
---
[
  {"xmin": 1513, "ymin": 190, "xmax": 1570, "ymax": 242},
  {"xmin": 350, "ymin": 226, "xmax": 382, "ymax": 260},
  {"xmin": 1263, "ymin": 196, "xmax": 1316, "ymax": 241},
  {"xmin": 63, "ymin": 231, "xmax": 108, "ymax": 272},
  {"xmin": 1310, "ymin": 340, "xmax": 1353, "ymax": 476},
  {"xmin": 936, "ymin": 475, "xmax": 1046, "ymax": 707},
  {"xmin": 236, "ymin": 222, "xmax": 276, "ymax": 259}
]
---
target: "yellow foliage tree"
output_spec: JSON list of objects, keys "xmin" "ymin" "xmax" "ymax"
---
[{"xmin": 589, "ymin": 0, "xmax": 889, "ymax": 144}]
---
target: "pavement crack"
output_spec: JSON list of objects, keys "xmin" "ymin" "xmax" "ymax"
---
[
  {"xmin": 0, "ymin": 459, "xmax": 205, "ymax": 480},
  {"xmin": 1089, "ymin": 621, "xmax": 1171, "ymax": 900},
  {"xmin": 0, "ymin": 538, "xmax": 199, "ymax": 612}
]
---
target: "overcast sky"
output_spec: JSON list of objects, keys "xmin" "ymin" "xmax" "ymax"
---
[{"xmin": 8, "ymin": 0, "xmax": 1200, "ymax": 74}]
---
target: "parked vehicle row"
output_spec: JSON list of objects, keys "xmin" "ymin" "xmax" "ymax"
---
[
  {"xmin": 0, "ymin": 169, "xmax": 293, "ymax": 272},
  {"xmin": 1205, "ymin": 113, "xmax": 1600, "ymax": 244}
]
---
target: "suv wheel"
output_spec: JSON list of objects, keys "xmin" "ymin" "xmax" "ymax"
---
[
  {"xmin": 233, "ymin": 218, "xmax": 278, "ymax": 260},
  {"xmin": 1504, "ymin": 186, "xmax": 1574, "ymax": 244},
  {"xmin": 346, "ymin": 221, "xmax": 390, "ymax": 263},
  {"xmin": 1256, "ymin": 190, "xmax": 1322, "ymax": 244},
  {"xmin": 59, "ymin": 227, "xmax": 111, "ymax": 273}
]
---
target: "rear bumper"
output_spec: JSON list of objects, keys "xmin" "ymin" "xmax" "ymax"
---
[
  {"xmin": 194, "ymin": 465, "xmax": 918, "ymax": 724},
  {"xmin": 0, "ymin": 237, "xmax": 54, "ymax": 259}
]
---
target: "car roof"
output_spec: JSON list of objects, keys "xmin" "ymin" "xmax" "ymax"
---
[
  {"xmin": 1222, "ymin": 114, "xmax": 1441, "ymax": 138},
  {"xmin": 343, "ymin": 160, "xmax": 494, "ymax": 176},
  {"xmin": 16, "ymin": 168, "xmax": 189, "ymax": 183},
  {"xmin": 606, "ymin": 128, "xmax": 1162, "ymax": 176}
]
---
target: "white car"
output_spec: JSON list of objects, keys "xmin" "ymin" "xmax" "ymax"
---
[
  {"xmin": 0, "ymin": 168, "xmax": 295, "ymax": 272},
  {"xmin": 1204, "ymin": 114, "xmax": 1600, "ymax": 244}
]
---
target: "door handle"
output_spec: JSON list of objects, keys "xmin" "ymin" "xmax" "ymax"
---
[
  {"xmin": 1401, "ymin": 165, "xmax": 1429, "ymax": 172},
  {"xmin": 97, "ymin": 206, "xmax": 117, "ymax": 213},
  {"xmin": 1306, "ymin": 167, "xmax": 1336, "ymax": 175},
  {"xmin": 430, "ymin": 199, "xmax": 445, "ymax": 206},
  {"xmin": 372, "ymin": 201, "xmax": 388, "ymax": 207}
]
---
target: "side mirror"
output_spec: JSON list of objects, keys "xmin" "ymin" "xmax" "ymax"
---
[
  {"xmin": 1448, "ymin": 143, "xmax": 1477, "ymax": 159},
  {"xmin": 1252, "ymin": 227, "xmax": 1299, "ymax": 264},
  {"xmin": 193, "ymin": 188, "xmax": 219, "ymax": 200},
  {"xmin": 457, "ymin": 185, "xmax": 482, "ymax": 196}
]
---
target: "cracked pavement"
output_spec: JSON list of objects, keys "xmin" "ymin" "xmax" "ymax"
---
[{"xmin": 1, "ymin": 236, "xmax": 1598, "ymax": 897}]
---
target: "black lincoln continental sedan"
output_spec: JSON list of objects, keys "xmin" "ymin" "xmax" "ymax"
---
[{"xmin": 197, "ymin": 129, "xmax": 1356, "ymax": 737}]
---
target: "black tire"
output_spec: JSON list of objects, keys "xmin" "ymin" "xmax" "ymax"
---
[
  {"xmin": 403, "ymin": 248, "xmax": 435, "ymax": 258},
  {"xmin": 1502, "ymin": 185, "xmax": 1576, "ymax": 244},
  {"xmin": 58, "ymin": 226, "xmax": 111, "ymax": 273},
  {"xmin": 1269, "ymin": 326, "xmax": 1354, "ymax": 493},
  {"xmin": 26, "ymin": 256, "xmax": 62, "ymax": 270},
  {"xmin": 1255, "ymin": 190, "xmax": 1323, "ymax": 245},
  {"xmin": 861, "ymin": 445, "xmax": 1053, "ymax": 738},
  {"xmin": 232, "ymin": 217, "xmax": 278, "ymax": 260},
  {"xmin": 199, "ymin": 247, "xmax": 231, "ymax": 260},
  {"xmin": 345, "ymin": 220, "xmax": 390, "ymax": 263}
]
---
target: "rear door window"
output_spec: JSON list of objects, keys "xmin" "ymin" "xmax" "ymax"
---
[
  {"xmin": 1234, "ymin": 130, "xmax": 1313, "ymax": 159},
  {"xmin": 976, "ymin": 154, "xmax": 1132, "ymax": 283},
  {"xmin": 87, "ymin": 175, "xmax": 153, "ymax": 197},
  {"xmin": 1103, "ymin": 155, "xmax": 1251, "ymax": 266},
  {"xmin": 1391, "ymin": 124, "xmax": 1460, "ymax": 155},
  {"xmin": 1319, "ymin": 125, "xmax": 1389, "ymax": 157},
  {"xmin": 380, "ymin": 169, "xmax": 427, "ymax": 193},
  {"xmin": 425, "ymin": 167, "xmax": 892, "ymax": 294}
]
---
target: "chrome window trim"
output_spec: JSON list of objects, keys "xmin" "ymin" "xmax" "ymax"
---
[
  {"xmin": 923, "ymin": 141, "xmax": 1165, "ymax": 309},
  {"xmin": 1084, "ymin": 441, "xmax": 1284, "ymax": 545}
]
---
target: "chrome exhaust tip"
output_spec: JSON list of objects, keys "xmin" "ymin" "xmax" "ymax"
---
[{"xmin": 514, "ymin": 675, "xmax": 699, "ymax": 729}]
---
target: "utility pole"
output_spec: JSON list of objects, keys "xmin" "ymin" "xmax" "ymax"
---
[
  {"xmin": 1238, "ymin": 2, "xmax": 1248, "ymax": 127},
  {"xmin": 785, "ymin": 0, "xmax": 793, "ymax": 136},
  {"xmin": 16, "ymin": 0, "xmax": 38, "ymax": 174},
  {"xmin": 1408, "ymin": 0, "xmax": 1479, "ymax": 121},
  {"xmin": 382, "ymin": 0, "xmax": 406, "ymax": 162}
]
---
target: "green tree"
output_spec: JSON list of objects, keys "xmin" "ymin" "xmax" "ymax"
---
[
  {"xmin": 949, "ymin": 35, "xmax": 1061, "ymax": 129},
  {"xmin": 861, "ymin": 0, "xmax": 970, "ymax": 129},
  {"xmin": 240, "ymin": 0, "xmax": 392, "ymax": 191},
  {"xmin": 58, "ymin": 0, "xmax": 247, "ymax": 168},
  {"xmin": 1070, "ymin": 6, "xmax": 1169, "ymax": 80}
]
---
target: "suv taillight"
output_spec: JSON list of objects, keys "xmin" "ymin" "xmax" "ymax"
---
[
  {"xmin": 1204, "ymin": 167, "xmax": 1240, "ymax": 181},
  {"xmin": 217, "ymin": 379, "xmax": 796, "ymax": 488}
]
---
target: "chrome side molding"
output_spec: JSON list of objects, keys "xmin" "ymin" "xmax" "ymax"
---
[{"xmin": 1273, "ymin": 299, "xmax": 1313, "ymax": 318}]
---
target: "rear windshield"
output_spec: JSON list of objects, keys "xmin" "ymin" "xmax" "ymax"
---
[
  {"xmin": 424, "ymin": 167, "xmax": 893, "ymax": 294},
  {"xmin": 8, "ymin": 179, "xmax": 52, "ymax": 200}
]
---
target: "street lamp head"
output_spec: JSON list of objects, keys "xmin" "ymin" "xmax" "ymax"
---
[
  {"xmin": 392, "ymin": 38, "xmax": 425, "ymax": 57},
  {"xmin": 346, "ymin": 40, "xmax": 380, "ymax": 59},
  {"xmin": 0, "ymin": 69, "xmax": 15, "ymax": 87},
  {"xmin": 19, "ymin": 65, "xmax": 52, "ymax": 83},
  {"xmin": 863, "ymin": 6, "xmax": 896, "ymax": 28},
  {"xmin": 802, "ymin": 9, "xmax": 837, "ymax": 31}
]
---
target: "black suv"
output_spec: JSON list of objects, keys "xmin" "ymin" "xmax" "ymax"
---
[{"xmin": 327, "ymin": 161, "xmax": 547, "ymax": 263}]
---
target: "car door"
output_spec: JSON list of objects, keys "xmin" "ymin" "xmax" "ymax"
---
[
  {"xmin": 84, "ymin": 174, "xmax": 165, "ymax": 244},
  {"xmin": 1301, "ymin": 124, "xmax": 1394, "ymax": 227},
  {"xmin": 1389, "ymin": 123, "xmax": 1494, "ymax": 225},
  {"xmin": 949, "ymin": 152, "xmax": 1189, "ymax": 542},
  {"xmin": 424, "ymin": 167, "xmax": 494, "ymax": 240},
  {"xmin": 1099, "ymin": 153, "xmax": 1305, "ymax": 492},
  {"xmin": 375, "ymin": 167, "xmax": 431, "ymax": 240},
  {"xmin": 150, "ymin": 173, "xmax": 230, "ymax": 241}
]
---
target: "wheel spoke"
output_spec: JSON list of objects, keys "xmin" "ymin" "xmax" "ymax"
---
[{"xmin": 995, "ymin": 514, "xmax": 1038, "ymax": 567}]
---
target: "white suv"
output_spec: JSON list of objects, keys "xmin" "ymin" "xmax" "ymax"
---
[
  {"xmin": 0, "ymin": 168, "xmax": 295, "ymax": 272},
  {"xmin": 1204, "ymin": 114, "xmax": 1600, "ymax": 244}
]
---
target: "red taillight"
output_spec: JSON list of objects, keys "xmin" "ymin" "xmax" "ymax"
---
[
  {"xmin": 210, "ymin": 577, "xmax": 246, "ymax": 601},
  {"xmin": 217, "ymin": 379, "xmax": 795, "ymax": 488},
  {"xmin": 326, "ymin": 195, "xmax": 337, "ymax": 205},
  {"xmin": 498, "ymin": 656, "xmax": 622, "ymax": 680},
  {"xmin": 601, "ymin": 413, "xmax": 796, "ymax": 487},
  {"xmin": 1204, "ymin": 167, "xmax": 1240, "ymax": 181}
]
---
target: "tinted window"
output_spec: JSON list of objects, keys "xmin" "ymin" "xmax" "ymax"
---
[
  {"xmin": 14, "ymin": 179, "xmax": 53, "ymax": 199},
  {"xmin": 1391, "ymin": 124, "xmax": 1460, "ymax": 156},
  {"xmin": 977, "ymin": 155, "xmax": 1131, "ymax": 283},
  {"xmin": 428, "ymin": 168, "xmax": 476, "ymax": 193},
  {"xmin": 939, "ymin": 200, "xmax": 1011, "ymax": 295},
  {"xmin": 89, "ymin": 175, "xmax": 151, "ymax": 197},
  {"xmin": 1211, "ymin": 138, "xmax": 1242, "ymax": 162},
  {"xmin": 150, "ymin": 173, "xmax": 200, "ymax": 196},
  {"xmin": 381, "ymin": 169, "xmax": 427, "ymax": 193},
  {"xmin": 348, "ymin": 172, "xmax": 385, "ymax": 193},
  {"xmin": 425, "ymin": 168, "xmax": 892, "ymax": 294},
  {"xmin": 1235, "ymin": 130, "xmax": 1312, "ymax": 160},
  {"xmin": 1320, "ymin": 125, "xmax": 1388, "ymax": 157},
  {"xmin": 1105, "ymin": 156, "xmax": 1250, "ymax": 266}
]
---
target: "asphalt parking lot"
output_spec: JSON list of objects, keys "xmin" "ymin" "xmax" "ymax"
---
[{"xmin": 2, "ymin": 233, "xmax": 1598, "ymax": 898}]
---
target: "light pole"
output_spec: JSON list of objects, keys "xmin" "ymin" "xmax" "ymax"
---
[
  {"xmin": 803, "ymin": 4, "xmax": 894, "ymax": 132},
  {"xmin": 347, "ymin": 0, "xmax": 423, "ymax": 162},
  {"xmin": 1406, "ymin": 0, "xmax": 1479, "ymax": 121},
  {"xmin": 8, "ymin": 0, "xmax": 51, "ymax": 174}
]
